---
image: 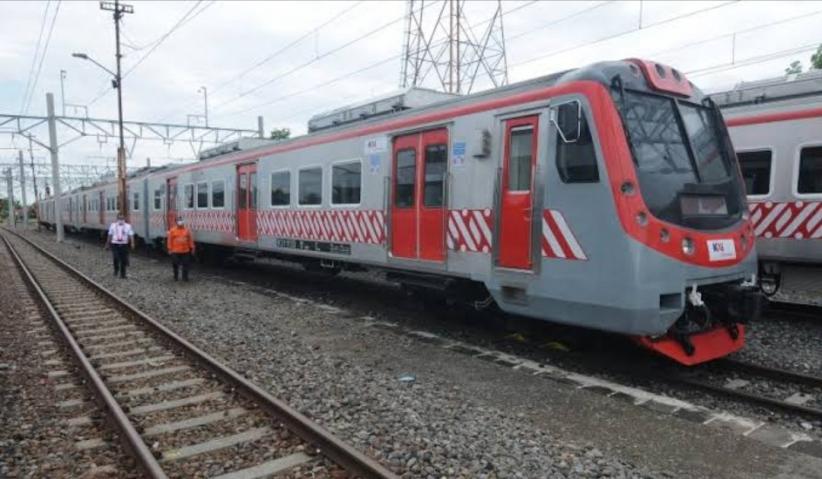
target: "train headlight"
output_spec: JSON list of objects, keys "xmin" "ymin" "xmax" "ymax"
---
[
  {"xmin": 681, "ymin": 237, "xmax": 695, "ymax": 256},
  {"xmin": 636, "ymin": 211, "xmax": 648, "ymax": 226},
  {"xmin": 620, "ymin": 181, "xmax": 635, "ymax": 196},
  {"xmin": 660, "ymin": 228, "xmax": 670, "ymax": 243}
]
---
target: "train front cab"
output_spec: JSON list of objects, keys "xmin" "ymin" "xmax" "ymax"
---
[{"xmin": 485, "ymin": 59, "xmax": 762, "ymax": 366}]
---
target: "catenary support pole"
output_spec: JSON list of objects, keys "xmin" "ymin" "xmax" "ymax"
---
[
  {"xmin": 258, "ymin": 116, "xmax": 264, "ymax": 139},
  {"xmin": 18, "ymin": 150, "xmax": 28, "ymax": 228},
  {"xmin": 47, "ymin": 93, "xmax": 64, "ymax": 242},
  {"xmin": 5, "ymin": 168, "xmax": 15, "ymax": 228}
]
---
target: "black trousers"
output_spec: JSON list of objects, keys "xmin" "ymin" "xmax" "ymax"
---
[
  {"xmin": 111, "ymin": 244, "xmax": 129, "ymax": 278},
  {"xmin": 171, "ymin": 253, "xmax": 192, "ymax": 281}
]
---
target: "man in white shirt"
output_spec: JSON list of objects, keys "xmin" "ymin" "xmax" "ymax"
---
[{"xmin": 105, "ymin": 214, "xmax": 135, "ymax": 279}]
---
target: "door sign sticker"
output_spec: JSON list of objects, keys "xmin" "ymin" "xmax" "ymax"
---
[
  {"xmin": 707, "ymin": 239, "xmax": 736, "ymax": 261},
  {"xmin": 452, "ymin": 141, "xmax": 466, "ymax": 166},
  {"xmin": 364, "ymin": 136, "xmax": 388, "ymax": 155},
  {"xmin": 368, "ymin": 153, "xmax": 382, "ymax": 173}
]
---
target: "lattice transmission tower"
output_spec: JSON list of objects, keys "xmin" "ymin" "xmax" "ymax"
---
[{"xmin": 400, "ymin": 0, "xmax": 508, "ymax": 94}]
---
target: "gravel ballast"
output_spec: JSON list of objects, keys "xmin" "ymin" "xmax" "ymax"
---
[{"xmin": 12, "ymin": 228, "xmax": 822, "ymax": 478}]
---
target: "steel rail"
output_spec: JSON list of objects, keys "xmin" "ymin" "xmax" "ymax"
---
[
  {"xmin": 0, "ymin": 232, "xmax": 168, "ymax": 479},
  {"xmin": 766, "ymin": 301, "xmax": 822, "ymax": 322},
  {"xmin": 716, "ymin": 358, "xmax": 822, "ymax": 389},
  {"xmin": 3, "ymin": 229, "xmax": 397, "ymax": 479}
]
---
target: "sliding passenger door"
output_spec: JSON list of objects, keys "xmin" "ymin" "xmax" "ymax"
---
[
  {"xmin": 499, "ymin": 116, "xmax": 538, "ymax": 269},
  {"xmin": 236, "ymin": 163, "xmax": 258, "ymax": 242},
  {"xmin": 391, "ymin": 128, "xmax": 447, "ymax": 261},
  {"xmin": 166, "ymin": 177, "xmax": 178, "ymax": 230}
]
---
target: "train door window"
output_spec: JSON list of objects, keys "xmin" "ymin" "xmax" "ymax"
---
[
  {"xmin": 250, "ymin": 172, "xmax": 258, "ymax": 208},
  {"xmin": 555, "ymin": 102, "xmax": 599, "ymax": 183},
  {"xmin": 332, "ymin": 160, "xmax": 361, "ymax": 205},
  {"xmin": 270, "ymin": 171, "xmax": 290, "ymax": 206},
  {"xmin": 423, "ymin": 144, "xmax": 447, "ymax": 207},
  {"xmin": 211, "ymin": 180, "xmax": 225, "ymax": 208},
  {"xmin": 133, "ymin": 192, "xmax": 140, "ymax": 211},
  {"xmin": 154, "ymin": 186, "xmax": 164, "ymax": 210},
  {"xmin": 737, "ymin": 150, "xmax": 771, "ymax": 196},
  {"xmin": 196, "ymin": 182, "xmax": 209, "ymax": 208},
  {"xmin": 184, "ymin": 184, "xmax": 194, "ymax": 209},
  {"xmin": 395, "ymin": 149, "xmax": 416, "ymax": 207},
  {"xmin": 508, "ymin": 128, "xmax": 534, "ymax": 191},
  {"xmin": 238, "ymin": 174, "xmax": 248, "ymax": 209},
  {"xmin": 798, "ymin": 146, "xmax": 822, "ymax": 194},
  {"xmin": 298, "ymin": 167, "xmax": 322, "ymax": 206}
]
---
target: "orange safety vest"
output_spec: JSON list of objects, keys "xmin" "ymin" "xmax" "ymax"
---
[{"xmin": 167, "ymin": 226, "xmax": 194, "ymax": 254}]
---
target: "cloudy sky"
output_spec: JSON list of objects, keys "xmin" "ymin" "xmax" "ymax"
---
[{"xmin": 1, "ymin": 0, "xmax": 822, "ymax": 197}]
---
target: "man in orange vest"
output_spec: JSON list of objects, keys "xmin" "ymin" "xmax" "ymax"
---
[{"xmin": 167, "ymin": 216, "xmax": 195, "ymax": 281}]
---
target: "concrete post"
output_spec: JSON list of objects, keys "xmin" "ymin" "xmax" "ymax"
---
[
  {"xmin": 18, "ymin": 150, "xmax": 28, "ymax": 228},
  {"xmin": 257, "ymin": 116, "xmax": 264, "ymax": 139},
  {"xmin": 47, "ymin": 93, "xmax": 64, "ymax": 242},
  {"xmin": 5, "ymin": 168, "xmax": 14, "ymax": 228}
]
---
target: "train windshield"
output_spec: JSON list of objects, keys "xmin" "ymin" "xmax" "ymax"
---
[{"xmin": 617, "ymin": 90, "xmax": 744, "ymax": 229}]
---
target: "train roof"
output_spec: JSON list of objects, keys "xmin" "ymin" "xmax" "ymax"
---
[{"xmin": 710, "ymin": 69, "xmax": 822, "ymax": 108}]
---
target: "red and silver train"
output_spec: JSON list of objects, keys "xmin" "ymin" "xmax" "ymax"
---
[
  {"xmin": 39, "ymin": 59, "xmax": 762, "ymax": 365},
  {"xmin": 712, "ymin": 71, "xmax": 822, "ymax": 299}
]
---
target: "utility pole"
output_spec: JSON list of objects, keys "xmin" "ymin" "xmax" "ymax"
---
[
  {"xmin": 28, "ymin": 136, "xmax": 40, "ymax": 230},
  {"xmin": 5, "ymin": 168, "xmax": 14, "ymax": 228},
  {"xmin": 18, "ymin": 150, "xmax": 28, "ymax": 227},
  {"xmin": 47, "ymin": 93, "xmax": 64, "ymax": 242},
  {"xmin": 60, "ymin": 70, "xmax": 67, "ymax": 116},
  {"xmin": 258, "ymin": 116, "xmax": 265, "ymax": 139},
  {"xmin": 198, "ymin": 86, "xmax": 209, "ymax": 126},
  {"xmin": 100, "ymin": 0, "xmax": 133, "ymax": 219}
]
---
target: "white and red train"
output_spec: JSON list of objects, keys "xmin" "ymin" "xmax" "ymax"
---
[
  {"xmin": 39, "ymin": 59, "xmax": 763, "ymax": 365},
  {"xmin": 712, "ymin": 71, "xmax": 822, "ymax": 297}
]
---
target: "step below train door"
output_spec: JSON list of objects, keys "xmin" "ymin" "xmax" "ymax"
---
[
  {"xmin": 236, "ymin": 163, "xmax": 258, "ymax": 242},
  {"xmin": 390, "ymin": 128, "xmax": 447, "ymax": 261},
  {"xmin": 498, "ymin": 115, "xmax": 538, "ymax": 270},
  {"xmin": 166, "ymin": 177, "xmax": 178, "ymax": 230}
]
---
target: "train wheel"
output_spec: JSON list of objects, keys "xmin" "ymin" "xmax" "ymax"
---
[{"xmin": 759, "ymin": 274, "xmax": 780, "ymax": 297}]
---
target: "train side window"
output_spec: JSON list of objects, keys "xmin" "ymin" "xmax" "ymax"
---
[
  {"xmin": 555, "ymin": 102, "xmax": 599, "ymax": 183},
  {"xmin": 737, "ymin": 150, "xmax": 771, "ymax": 196},
  {"xmin": 211, "ymin": 180, "xmax": 225, "ymax": 208},
  {"xmin": 332, "ymin": 160, "xmax": 362, "ymax": 205},
  {"xmin": 395, "ymin": 148, "xmax": 416, "ymax": 208},
  {"xmin": 184, "ymin": 184, "xmax": 194, "ymax": 209},
  {"xmin": 271, "ymin": 171, "xmax": 290, "ymax": 206},
  {"xmin": 196, "ymin": 182, "xmax": 209, "ymax": 208},
  {"xmin": 508, "ymin": 128, "xmax": 533, "ymax": 191},
  {"xmin": 154, "ymin": 187, "xmax": 164, "ymax": 210},
  {"xmin": 424, "ymin": 144, "xmax": 447, "ymax": 207},
  {"xmin": 133, "ymin": 192, "xmax": 140, "ymax": 211},
  {"xmin": 299, "ymin": 167, "xmax": 322, "ymax": 206},
  {"xmin": 798, "ymin": 146, "xmax": 822, "ymax": 194}
]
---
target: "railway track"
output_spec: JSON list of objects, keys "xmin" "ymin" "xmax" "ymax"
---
[
  {"xmin": 765, "ymin": 300, "xmax": 822, "ymax": 322},
  {"xmin": 664, "ymin": 358, "xmax": 822, "ymax": 420},
  {"xmin": 1, "ymin": 229, "xmax": 396, "ymax": 479}
]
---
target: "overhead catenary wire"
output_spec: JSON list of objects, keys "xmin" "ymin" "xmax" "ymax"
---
[
  {"xmin": 686, "ymin": 40, "xmax": 822, "ymax": 78},
  {"xmin": 19, "ymin": 1, "xmax": 51, "ymax": 115},
  {"xmin": 21, "ymin": 1, "xmax": 61, "ymax": 115}
]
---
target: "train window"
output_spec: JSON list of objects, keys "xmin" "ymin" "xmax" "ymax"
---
[
  {"xmin": 270, "ymin": 172, "xmax": 290, "ymax": 206},
  {"xmin": 211, "ymin": 180, "xmax": 225, "ymax": 208},
  {"xmin": 508, "ymin": 127, "xmax": 533, "ymax": 191},
  {"xmin": 154, "ymin": 187, "xmax": 164, "ymax": 210},
  {"xmin": 133, "ymin": 192, "xmax": 140, "ymax": 211},
  {"xmin": 299, "ymin": 168, "xmax": 322, "ymax": 206},
  {"xmin": 332, "ymin": 161, "xmax": 361, "ymax": 205},
  {"xmin": 250, "ymin": 173, "xmax": 257, "ymax": 208},
  {"xmin": 184, "ymin": 184, "xmax": 194, "ymax": 209},
  {"xmin": 395, "ymin": 149, "xmax": 416, "ymax": 208},
  {"xmin": 737, "ymin": 150, "xmax": 771, "ymax": 196},
  {"xmin": 424, "ymin": 144, "xmax": 447, "ymax": 207},
  {"xmin": 798, "ymin": 146, "xmax": 822, "ymax": 194},
  {"xmin": 238, "ymin": 174, "xmax": 248, "ymax": 209},
  {"xmin": 197, "ymin": 182, "xmax": 209, "ymax": 208},
  {"xmin": 555, "ymin": 103, "xmax": 599, "ymax": 183}
]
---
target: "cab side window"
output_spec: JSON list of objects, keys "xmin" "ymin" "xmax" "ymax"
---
[
  {"xmin": 798, "ymin": 146, "xmax": 822, "ymax": 194},
  {"xmin": 555, "ymin": 102, "xmax": 599, "ymax": 183}
]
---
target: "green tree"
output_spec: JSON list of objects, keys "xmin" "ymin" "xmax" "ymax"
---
[
  {"xmin": 270, "ymin": 127, "xmax": 291, "ymax": 141},
  {"xmin": 785, "ymin": 60, "xmax": 803, "ymax": 75},
  {"xmin": 811, "ymin": 44, "xmax": 822, "ymax": 70}
]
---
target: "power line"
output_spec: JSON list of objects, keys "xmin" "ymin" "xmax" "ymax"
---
[
  {"xmin": 22, "ymin": 1, "xmax": 61, "ymax": 115},
  {"xmin": 86, "ymin": 1, "xmax": 214, "ymax": 106},
  {"xmin": 686, "ymin": 40, "xmax": 822, "ymax": 78},
  {"xmin": 210, "ymin": 5, "xmax": 421, "ymax": 113},
  {"xmin": 20, "ymin": 1, "xmax": 51, "ymax": 114},
  {"xmin": 509, "ymin": 1, "xmax": 739, "ymax": 69},
  {"xmin": 153, "ymin": 1, "xmax": 364, "ymax": 123},
  {"xmin": 507, "ymin": 1, "xmax": 615, "ymax": 43}
]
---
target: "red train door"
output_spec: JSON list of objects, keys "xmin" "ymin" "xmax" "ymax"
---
[
  {"xmin": 166, "ymin": 177, "xmax": 178, "ymax": 230},
  {"xmin": 499, "ymin": 116, "xmax": 538, "ymax": 269},
  {"xmin": 236, "ymin": 163, "xmax": 257, "ymax": 242},
  {"xmin": 98, "ymin": 191, "xmax": 104, "ymax": 224},
  {"xmin": 391, "ymin": 129, "xmax": 447, "ymax": 261}
]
